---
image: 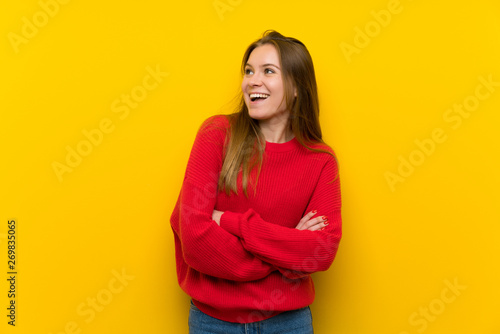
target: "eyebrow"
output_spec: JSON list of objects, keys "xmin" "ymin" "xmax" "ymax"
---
[{"xmin": 245, "ymin": 63, "xmax": 281, "ymax": 70}]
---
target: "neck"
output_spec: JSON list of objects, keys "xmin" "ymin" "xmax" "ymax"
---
[{"xmin": 258, "ymin": 113, "xmax": 294, "ymax": 143}]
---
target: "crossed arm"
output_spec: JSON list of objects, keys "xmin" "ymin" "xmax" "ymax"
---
[{"xmin": 212, "ymin": 209, "xmax": 329, "ymax": 231}]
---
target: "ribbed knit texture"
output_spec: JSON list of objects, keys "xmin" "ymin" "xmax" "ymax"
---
[{"xmin": 170, "ymin": 114, "xmax": 342, "ymax": 323}]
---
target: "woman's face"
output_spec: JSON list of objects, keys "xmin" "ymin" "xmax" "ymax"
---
[{"xmin": 242, "ymin": 44, "xmax": 292, "ymax": 123}]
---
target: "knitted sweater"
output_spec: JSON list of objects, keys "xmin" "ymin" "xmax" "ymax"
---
[{"xmin": 170, "ymin": 114, "xmax": 342, "ymax": 323}]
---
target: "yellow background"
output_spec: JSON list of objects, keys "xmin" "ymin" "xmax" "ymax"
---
[{"xmin": 1, "ymin": 0, "xmax": 499, "ymax": 333}]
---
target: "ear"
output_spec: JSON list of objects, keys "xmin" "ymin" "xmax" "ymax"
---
[{"xmin": 294, "ymin": 87, "xmax": 297, "ymax": 98}]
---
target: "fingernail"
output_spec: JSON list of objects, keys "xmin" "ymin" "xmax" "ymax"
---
[
  {"xmin": 321, "ymin": 227, "xmax": 326, "ymax": 231},
  {"xmin": 324, "ymin": 220, "xmax": 329, "ymax": 225},
  {"xmin": 322, "ymin": 216, "xmax": 327, "ymax": 220},
  {"xmin": 312, "ymin": 210, "xmax": 317, "ymax": 214}
]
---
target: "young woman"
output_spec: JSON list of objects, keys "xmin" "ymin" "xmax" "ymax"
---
[{"xmin": 170, "ymin": 30, "xmax": 342, "ymax": 334}]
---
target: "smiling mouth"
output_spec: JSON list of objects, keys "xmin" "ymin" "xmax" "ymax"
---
[{"xmin": 250, "ymin": 93, "xmax": 270, "ymax": 102}]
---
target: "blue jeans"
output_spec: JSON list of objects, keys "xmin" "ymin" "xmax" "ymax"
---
[{"xmin": 188, "ymin": 300, "xmax": 314, "ymax": 334}]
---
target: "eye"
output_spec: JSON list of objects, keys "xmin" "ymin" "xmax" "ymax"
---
[
  {"xmin": 244, "ymin": 68, "xmax": 253, "ymax": 75},
  {"xmin": 264, "ymin": 68, "xmax": 275, "ymax": 74}
]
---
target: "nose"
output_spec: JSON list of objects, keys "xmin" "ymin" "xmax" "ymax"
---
[{"xmin": 249, "ymin": 72, "xmax": 263, "ymax": 87}]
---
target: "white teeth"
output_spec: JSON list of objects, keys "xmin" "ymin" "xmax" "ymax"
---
[{"xmin": 249, "ymin": 93, "xmax": 270, "ymax": 99}]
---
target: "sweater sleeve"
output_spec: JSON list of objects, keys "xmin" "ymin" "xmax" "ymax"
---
[
  {"xmin": 219, "ymin": 153, "xmax": 342, "ymax": 279},
  {"xmin": 170, "ymin": 115, "xmax": 275, "ymax": 282}
]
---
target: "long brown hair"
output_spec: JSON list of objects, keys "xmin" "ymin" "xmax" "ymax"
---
[{"xmin": 218, "ymin": 30, "xmax": 338, "ymax": 197}]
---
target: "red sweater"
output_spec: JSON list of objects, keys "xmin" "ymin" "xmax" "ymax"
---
[{"xmin": 170, "ymin": 114, "xmax": 342, "ymax": 323}]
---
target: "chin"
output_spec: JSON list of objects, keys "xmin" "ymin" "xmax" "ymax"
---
[{"xmin": 247, "ymin": 110, "xmax": 269, "ymax": 120}]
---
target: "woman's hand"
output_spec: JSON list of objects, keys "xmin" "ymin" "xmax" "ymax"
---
[
  {"xmin": 295, "ymin": 210, "xmax": 329, "ymax": 231},
  {"xmin": 212, "ymin": 210, "xmax": 224, "ymax": 226}
]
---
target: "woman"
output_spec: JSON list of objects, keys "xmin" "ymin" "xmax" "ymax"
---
[{"xmin": 170, "ymin": 30, "xmax": 342, "ymax": 333}]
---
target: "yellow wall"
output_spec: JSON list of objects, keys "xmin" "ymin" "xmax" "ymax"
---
[{"xmin": 1, "ymin": 0, "xmax": 499, "ymax": 333}]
